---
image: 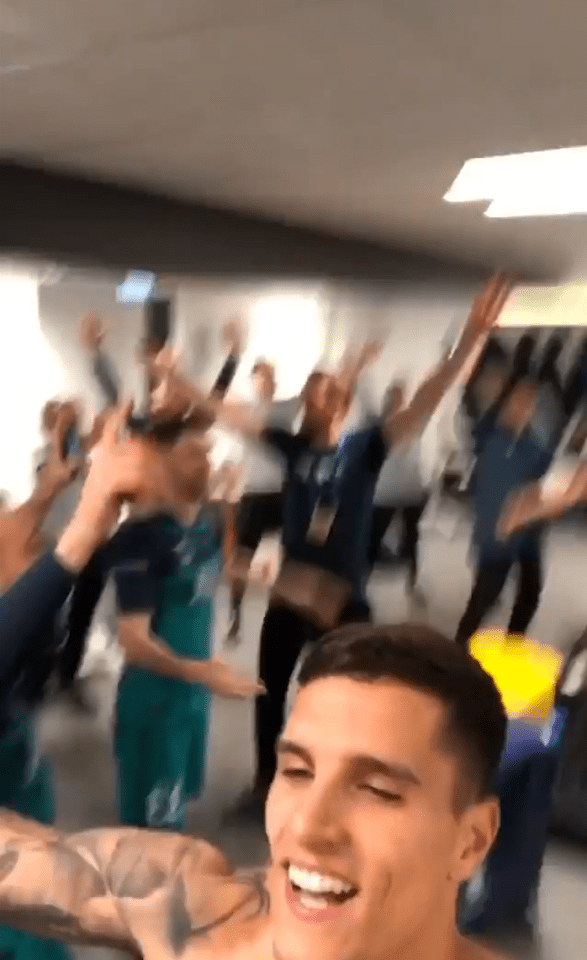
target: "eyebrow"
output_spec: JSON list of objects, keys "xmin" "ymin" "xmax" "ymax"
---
[{"xmin": 276, "ymin": 739, "xmax": 422, "ymax": 788}]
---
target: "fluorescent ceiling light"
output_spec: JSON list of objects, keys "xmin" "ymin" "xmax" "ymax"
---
[{"xmin": 444, "ymin": 146, "xmax": 587, "ymax": 218}]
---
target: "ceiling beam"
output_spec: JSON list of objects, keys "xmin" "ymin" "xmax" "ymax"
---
[{"xmin": 0, "ymin": 160, "xmax": 554, "ymax": 284}]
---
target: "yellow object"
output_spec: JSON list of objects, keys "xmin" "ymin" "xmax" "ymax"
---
[{"xmin": 470, "ymin": 629, "xmax": 564, "ymax": 723}]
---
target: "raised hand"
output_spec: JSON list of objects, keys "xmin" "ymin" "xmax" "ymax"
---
[
  {"xmin": 359, "ymin": 337, "xmax": 384, "ymax": 368},
  {"xmin": 188, "ymin": 657, "xmax": 265, "ymax": 699},
  {"xmin": 80, "ymin": 312, "xmax": 107, "ymax": 353},
  {"xmin": 464, "ymin": 274, "xmax": 512, "ymax": 335},
  {"xmin": 221, "ymin": 317, "xmax": 245, "ymax": 356}
]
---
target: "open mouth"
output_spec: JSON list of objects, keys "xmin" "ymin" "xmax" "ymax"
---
[{"xmin": 286, "ymin": 863, "xmax": 359, "ymax": 912}]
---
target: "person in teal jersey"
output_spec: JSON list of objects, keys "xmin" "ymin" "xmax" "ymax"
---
[{"xmin": 104, "ymin": 421, "xmax": 262, "ymax": 831}]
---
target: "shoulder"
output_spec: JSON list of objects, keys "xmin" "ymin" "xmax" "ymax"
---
[
  {"xmin": 108, "ymin": 514, "xmax": 177, "ymax": 564},
  {"xmin": 458, "ymin": 937, "xmax": 512, "ymax": 960}
]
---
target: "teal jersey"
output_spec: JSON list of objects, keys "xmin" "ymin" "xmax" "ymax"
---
[{"xmin": 108, "ymin": 508, "xmax": 224, "ymax": 715}]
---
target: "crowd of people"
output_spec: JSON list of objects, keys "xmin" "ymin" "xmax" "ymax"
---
[{"xmin": 0, "ymin": 274, "xmax": 586, "ymax": 960}]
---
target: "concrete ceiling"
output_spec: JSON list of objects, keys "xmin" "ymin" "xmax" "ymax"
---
[{"xmin": 2, "ymin": 0, "xmax": 587, "ymax": 279}]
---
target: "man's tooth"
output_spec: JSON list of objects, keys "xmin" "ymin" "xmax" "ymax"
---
[
  {"xmin": 299, "ymin": 893, "xmax": 329, "ymax": 910},
  {"xmin": 289, "ymin": 865, "xmax": 353, "ymax": 897}
]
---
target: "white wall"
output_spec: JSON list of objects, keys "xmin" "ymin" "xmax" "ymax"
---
[
  {"xmin": 174, "ymin": 279, "xmax": 331, "ymax": 400},
  {"xmin": 0, "ymin": 272, "xmax": 479, "ymax": 502}
]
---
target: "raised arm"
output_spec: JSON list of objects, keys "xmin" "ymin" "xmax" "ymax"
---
[
  {"xmin": 209, "ymin": 318, "xmax": 244, "ymax": 400},
  {"xmin": 80, "ymin": 313, "xmax": 120, "ymax": 407},
  {"xmin": 0, "ymin": 808, "xmax": 265, "ymax": 955},
  {"xmin": 385, "ymin": 276, "xmax": 512, "ymax": 448},
  {"xmin": 0, "ymin": 418, "xmax": 80, "ymax": 592}
]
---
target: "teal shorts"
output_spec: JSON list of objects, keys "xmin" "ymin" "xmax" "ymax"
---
[{"xmin": 115, "ymin": 704, "xmax": 209, "ymax": 830}]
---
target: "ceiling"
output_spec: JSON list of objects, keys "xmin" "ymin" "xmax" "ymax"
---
[{"xmin": 2, "ymin": 0, "xmax": 587, "ymax": 279}]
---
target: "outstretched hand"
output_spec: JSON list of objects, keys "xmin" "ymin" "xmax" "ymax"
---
[
  {"xmin": 188, "ymin": 657, "xmax": 265, "ymax": 699},
  {"xmin": 221, "ymin": 317, "xmax": 245, "ymax": 356},
  {"xmin": 464, "ymin": 274, "xmax": 512, "ymax": 335}
]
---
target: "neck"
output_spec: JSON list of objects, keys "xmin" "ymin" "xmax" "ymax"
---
[
  {"xmin": 173, "ymin": 499, "xmax": 201, "ymax": 524},
  {"xmin": 304, "ymin": 422, "xmax": 341, "ymax": 448}
]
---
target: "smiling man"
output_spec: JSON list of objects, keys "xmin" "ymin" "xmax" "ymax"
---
[{"xmin": 0, "ymin": 622, "xmax": 509, "ymax": 960}]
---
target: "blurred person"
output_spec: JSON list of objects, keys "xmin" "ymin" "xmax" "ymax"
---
[
  {"xmin": 226, "ymin": 359, "xmax": 295, "ymax": 644},
  {"xmin": 510, "ymin": 333, "xmax": 538, "ymax": 382},
  {"xmin": 226, "ymin": 343, "xmax": 383, "ymax": 644},
  {"xmin": 0, "ymin": 404, "xmax": 154, "ymax": 960},
  {"xmin": 369, "ymin": 379, "xmax": 428, "ymax": 606},
  {"xmin": 100, "ymin": 416, "xmax": 263, "ymax": 831},
  {"xmin": 454, "ymin": 377, "xmax": 556, "ymax": 647},
  {"xmin": 59, "ymin": 314, "xmax": 245, "ymax": 706},
  {"xmin": 80, "ymin": 312, "xmax": 244, "ymax": 414},
  {"xmin": 0, "ymin": 622, "xmax": 509, "ymax": 960},
  {"xmin": 153, "ymin": 276, "xmax": 511, "ymax": 817},
  {"xmin": 535, "ymin": 333, "xmax": 566, "ymax": 443},
  {"xmin": 563, "ymin": 333, "xmax": 587, "ymax": 419}
]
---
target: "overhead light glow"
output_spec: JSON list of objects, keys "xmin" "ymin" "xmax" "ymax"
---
[
  {"xmin": 444, "ymin": 146, "xmax": 587, "ymax": 218},
  {"xmin": 498, "ymin": 283, "xmax": 587, "ymax": 328}
]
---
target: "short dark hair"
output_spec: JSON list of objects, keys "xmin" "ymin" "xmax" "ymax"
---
[{"xmin": 298, "ymin": 623, "xmax": 507, "ymax": 806}]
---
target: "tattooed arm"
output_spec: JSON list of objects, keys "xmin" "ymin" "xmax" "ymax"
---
[{"xmin": 0, "ymin": 810, "xmax": 267, "ymax": 957}]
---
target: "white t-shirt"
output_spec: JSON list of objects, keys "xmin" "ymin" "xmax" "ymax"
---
[
  {"xmin": 242, "ymin": 397, "xmax": 300, "ymax": 495},
  {"xmin": 375, "ymin": 440, "xmax": 427, "ymax": 506}
]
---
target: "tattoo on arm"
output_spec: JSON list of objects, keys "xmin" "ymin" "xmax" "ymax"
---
[{"xmin": 0, "ymin": 811, "xmax": 269, "ymax": 955}]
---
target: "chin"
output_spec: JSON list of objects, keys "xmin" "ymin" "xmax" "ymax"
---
[{"xmin": 270, "ymin": 886, "xmax": 362, "ymax": 960}]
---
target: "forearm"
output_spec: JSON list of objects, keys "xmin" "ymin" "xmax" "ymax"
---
[
  {"xmin": 121, "ymin": 629, "xmax": 215, "ymax": 686},
  {"xmin": 0, "ymin": 553, "xmax": 75, "ymax": 684},
  {"xmin": 0, "ymin": 810, "xmax": 131, "ymax": 950},
  {"xmin": 15, "ymin": 474, "xmax": 62, "ymax": 535},
  {"xmin": 411, "ymin": 328, "xmax": 482, "ymax": 416},
  {"xmin": 388, "ymin": 329, "xmax": 482, "ymax": 444},
  {"xmin": 92, "ymin": 349, "xmax": 120, "ymax": 407},
  {"xmin": 209, "ymin": 352, "xmax": 240, "ymax": 400},
  {"xmin": 0, "ymin": 809, "xmax": 230, "ymax": 952}
]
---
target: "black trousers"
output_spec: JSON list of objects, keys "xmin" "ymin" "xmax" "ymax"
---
[
  {"xmin": 455, "ymin": 551, "xmax": 543, "ymax": 648},
  {"xmin": 255, "ymin": 597, "xmax": 371, "ymax": 789},
  {"xmin": 369, "ymin": 500, "xmax": 427, "ymax": 582}
]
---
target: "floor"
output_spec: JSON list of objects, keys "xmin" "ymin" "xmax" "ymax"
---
[{"xmin": 37, "ymin": 502, "xmax": 587, "ymax": 960}]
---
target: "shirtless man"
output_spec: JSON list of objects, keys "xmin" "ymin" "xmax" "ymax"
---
[{"xmin": 0, "ymin": 613, "xmax": 510, "ymax": 960}]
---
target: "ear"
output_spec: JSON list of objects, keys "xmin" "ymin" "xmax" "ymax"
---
[{"xmin": 451, "ymin": 797, "xmax": 500, "ymax": 884}]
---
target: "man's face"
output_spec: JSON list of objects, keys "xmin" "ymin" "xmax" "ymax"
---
[
  {"xmin": 168, "ymin": 429, "xmax": 212, "ymax": 502},
  {"xmin": 302, "ymin": 373, "xmax": 348, "ymax": 433},
  {"xmin": 265, "ymin": 677, "xmax": 498, "ymax": 960}
]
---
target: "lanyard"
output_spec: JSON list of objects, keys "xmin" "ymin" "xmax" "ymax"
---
[{"xmin": 311, "ymin": 436, "xmax": 349, "ymax": 508}]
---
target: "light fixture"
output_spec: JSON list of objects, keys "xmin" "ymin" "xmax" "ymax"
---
[{"xmin": 444, "ymin": 146, "xmax": 587, "ymax": 218}]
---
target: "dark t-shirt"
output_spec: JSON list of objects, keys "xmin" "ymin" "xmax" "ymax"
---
[{"xmin": 262, "ymin": 424, "xmax": 387, "ymax": 598}]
